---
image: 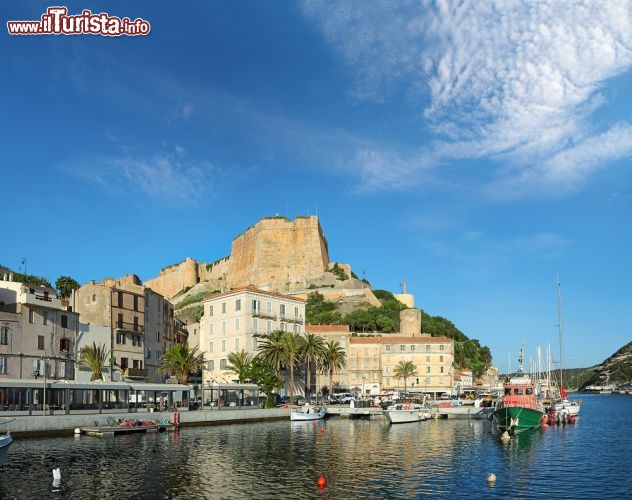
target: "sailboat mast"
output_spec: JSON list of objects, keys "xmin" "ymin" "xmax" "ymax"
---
[{"xmin": 557, "ymin": 277, "xmax": 563, "ymax": 392}]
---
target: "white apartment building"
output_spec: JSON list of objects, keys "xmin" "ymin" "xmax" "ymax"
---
[{"xmin": 200, "ymin": 286, "xmax": 305, "ymax": 385}]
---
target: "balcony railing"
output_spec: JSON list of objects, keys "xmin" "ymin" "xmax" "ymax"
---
[
  {"xmin": 250, "ymin": 308, "xmax": 276, "ymax": 320},
  {"xmin": 123, "ymin": 368, "xmax": 148, "ymax": 379},
  {"xmin": 114, "ymin": 321, "xmax": 145, "ymax": 334},
  {"xmin": 279, "ymin": 313, "xmax": 303, "ymax": 324}
]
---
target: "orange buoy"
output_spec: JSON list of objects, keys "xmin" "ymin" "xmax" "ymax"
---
[{"xmin": 317, "ymin": 476, "xmax": 326, "ymax": 489}]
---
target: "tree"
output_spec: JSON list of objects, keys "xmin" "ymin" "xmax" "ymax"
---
[
  {"xmin": 282, "ymin": 331, "xmax": 304, "ymax": 407},
  {"xmin": 55, "ymin": 275, "xmax": 80, "ymax": 299},
  {"xmin": 226, "ymin": 349, "xmax": 253, "ymax": 383},
  {"xmin": 158, "ymin": 342, "xmax": 206, "ymax": 385},
  {"xmin": 322, "ymin": 340, "xmax": 346, "ymax": 392},
  {"xmin": 305, "ymin": 291, "xmax": 343, "ymax": 325},
  {"xmin": 300, "ymin": 333, "xmax": 326, "ymax": 398},
  {"xmin": 393, "ymin": 360, "xmax": 417, "ymax": 391},
  {"xmin": 255, "ymin": 330, "xmax": 287, "ymax": 381},
  {"xmin": 256, "ymin": 330, "xmax": 306, "ymax": 405},
  {"xmin": 77, "ymin": 341, "xmax": 109, "ymax": 381},
  {"xmin": 248, "ymin": 356, "xmax": 283, "ymax": 408}
]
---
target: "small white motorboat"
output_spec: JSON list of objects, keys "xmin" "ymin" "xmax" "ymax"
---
[
  {"xmin": 290, "ymin": 406, "xmax": 327, "ymax": 421},
  {"xmin": 383, "ymin": 402, "xmax": 432, "ymax": 424}
]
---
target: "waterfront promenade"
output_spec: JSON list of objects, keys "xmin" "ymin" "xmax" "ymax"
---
[{"xmin": 5, "ymin": 407, "xmax": 291, "ymax": 437}]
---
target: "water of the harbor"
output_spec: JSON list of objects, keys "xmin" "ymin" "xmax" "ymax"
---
[{"xmin": 0, "ymin": 393, "xmax": 630, "ymax": 499}]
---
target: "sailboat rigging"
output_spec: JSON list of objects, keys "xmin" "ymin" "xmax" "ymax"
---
[{"xmin": 552, "ymin": 277, "xmax": 581, "ymax": 417}]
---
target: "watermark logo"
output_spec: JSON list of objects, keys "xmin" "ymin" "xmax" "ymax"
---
[{"xmin": 7, "ymin": 6, "xmax": 150, "ymax": 36}]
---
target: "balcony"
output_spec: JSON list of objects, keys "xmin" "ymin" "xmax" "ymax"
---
[
  {"xmin": 114, "ymin": 321, "xmax": 145, "ymax": 334},
  {"xmin": 279, "ymin": 313, "xmax": 304, "ymax": 324},
  {"xmin": 123, "ymin": 368, "xmax": 148, "ymax": 379},
  {"xmin": 22, "ymin": 289, "xmax": 62, "ymax": 309},
  {"xmin": 250, "ymin": 308, "xmax": 277, "ymax": 320}
]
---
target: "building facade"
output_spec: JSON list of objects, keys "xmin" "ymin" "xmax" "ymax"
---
[
  {"xmin": 144, "ymin": 288, "xmax": 188, "ymax": 383},
  {"xmin": 0, "ymin": 275, "xmax": 79, "ymax": 381},
  {"xmin": 347, "ymin": 335, "xmax": 455, "ymax": 396},
  {"xmin": 308, "ymin": 311, "xmax": 455, "ymax": 398},
  {"xmin": 75, "ymin": 275, "xmax": 186, "ymax": 383},
  {"xmin": 307, "ymin": 324, "xmax": 350, "ymax": 393},
  {"xmin": 200, "ymin": 286, "xmax": 305, "ymax": 387}
]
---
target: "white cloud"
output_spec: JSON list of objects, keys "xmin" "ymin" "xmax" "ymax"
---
[
  {"xmin": 68, "ymin": 155, "xmax": 212, "ymax": 206},
  {"xmin": 302, "ymin": 0, "xmax": 632, "ymax": 199},
  {"xmin": 181, "ymin": 102, "xmax": 194, "ymax": 119}
]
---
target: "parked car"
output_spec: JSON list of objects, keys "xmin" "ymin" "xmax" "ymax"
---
[{"xmin": 336, "ymin": 393, "xmax": 354, "ymax": 403}]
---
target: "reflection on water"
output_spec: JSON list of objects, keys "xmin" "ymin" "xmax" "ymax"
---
[{"xmin": 0, "ymin": 395, "xmax": 630, "ymax": 499}]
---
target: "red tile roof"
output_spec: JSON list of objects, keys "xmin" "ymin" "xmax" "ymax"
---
[{"xmin": 202, "ymin": 285, "xmax": 305, "ymax": 303}]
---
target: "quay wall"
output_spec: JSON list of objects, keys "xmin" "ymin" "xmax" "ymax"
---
[{"xmin": 8, "ymin": 408, "xmax": 291, "ymax": 438}]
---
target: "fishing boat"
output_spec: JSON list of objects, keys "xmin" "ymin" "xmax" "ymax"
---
[
  {"xmin": 290, "ymin": 406, "xmax": 327, "ymax": 421},
  {"xmin": 492, "ymin": 345, "xmax": 545, "ymax": 435},
  {"xmin": 383, "ymin": 401, "xmax": 432, "ymax": 424}
]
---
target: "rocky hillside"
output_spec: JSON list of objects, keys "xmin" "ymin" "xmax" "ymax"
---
[{"xmin": 587, "ymin": 341, "xmax": 632, "ymax": 387}]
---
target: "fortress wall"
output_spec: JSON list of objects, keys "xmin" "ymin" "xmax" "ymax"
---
[
  {"xmin": 144, "ymin": 257, "xmax": 199, "ymax": 298},
  {"xmin": 198, "ymin": 256, "xmax": 231, "ymax": 293},
  {"xmin": 229, "ymin": 216, "xmax": 330, "ymax": 291}
]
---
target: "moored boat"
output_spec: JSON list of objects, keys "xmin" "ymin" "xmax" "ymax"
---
[
  {"xmin": 78, "ymin": 417, "xmax": 177, "ymax": 437},
  {"xmin": 290, "ymin": 406, "xmax": 327, "ymax": 421},
  {"xmin": 436, "ymin": 395, "xmax": 497, "ymax": 419},
  {"xmin": 553, "ymin": 279, "xmax": 582, "ymax": 416},
  {"xmin": 383, "ymin": 402, "xmax": 432, "ymax": 424},
  {"xmin": 492, "ymin": 345, "xmax": 545, "ymax": 435},
  {"xmin": 551, "ymin": 397, "xmax": 581, "ymax": 417},
  {"xmin": 0, "ymin": 431, "xmax": 13, "ymax": 449}
]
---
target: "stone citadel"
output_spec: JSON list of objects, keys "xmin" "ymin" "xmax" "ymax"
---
[{"xmin": 144, "ymin": 215, "xmax": 381, "ymax": 307}]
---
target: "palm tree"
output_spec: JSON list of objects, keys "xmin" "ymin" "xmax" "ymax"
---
[
  {"xmin": 322, "ymin": 340, "xmax": 346, "ymax": 394},
  {"xmin": 282, "ymin": 331, "xmax": 305, "ymax": 406},
  {"xmin": 300, "ymin": 333, "xmax": 325, "ymax": 399},
  {"xmin": 77, "ymin": 341, "xmax": 108, "ymax": 381},
  {"xmin": 255, "ymin": 330, "xmax": 287, "ymax": 381},
  {"xmin": 256, "ymin": 330, "xmax": 306, "ymax": 405},
  {"xmin": 393, "ymin": 360, "xmax": 417, "ymax": 391},
  {"xmin": 226, "ymin": 349, "xmax": 253, "ymax": 382},
  {"xmin": 158, "ymin": 342, "xmax": 206, "ymax": 385}
]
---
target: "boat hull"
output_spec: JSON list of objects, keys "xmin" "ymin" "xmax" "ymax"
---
[
  {"xmin": 290, "ymin": 408, "xmax": 326, "ymax": 421},
  {"xmin": 492, "ymin": 406, "xmax": 544, "ymax": 434},
  {"xmin": 0, "ymin": 432, "xmax": 12, "ymax": 449},
  {"xmin": 437, "ymin": 406, "xmax": 495, "ymax": 420},
  {"xmin": 553, "ymin": 399, "xmax": 581, "ymax": 416},
  {"xmin": 384, "ymin": 406, "xmax": 431, "ymax": 424}
]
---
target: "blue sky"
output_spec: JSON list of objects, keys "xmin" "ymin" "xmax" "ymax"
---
[{"xmin": 3, "ymin": 1, "xmax": 631, "ymax": 371}]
